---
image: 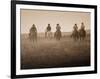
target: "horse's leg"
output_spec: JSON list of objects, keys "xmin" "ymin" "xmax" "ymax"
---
[
  {"xmin": 48, "ymin": 33, "xmax": 50, "ymax": 39},
  {"xmin": 31, "ymin": 39, "xmax": 35, "ymax": 48},
  {"xmin": 79, "ymin": 35, "xmax": 80, "ymax": 40},
  {"xmin": 59, "ymin": 33, "xmax": 62, "ymax": 40},
  {"xmin": 33, "ymin": 37, "xmax": 38, "ymax": 48},
  {"xmin": 45, "ymin": 32, "xmax": 47, "ymax": 38},
  {"xmin": 50, "ymin": 32, "xmax": 52, "ymax": 39},
  {"xmin": 49, "ymin": 32, "xmax": 52, "ymax": 39},
  {"xmin": 35, "ymin": 36, "xmax": 38, "ymax": 48},
  {"xmin": 47, "ymin": 32, "xmax": 49, "ymax": 39},
  {"xmin": 79, "ymin": 34, "xmax": 81, "ymax": 40}
]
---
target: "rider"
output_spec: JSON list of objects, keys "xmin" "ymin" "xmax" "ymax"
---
[
  {"xmin": 79, "ymin": 22, "xmax": 86, "ymax": 40},
  {"xmin": 73, "ymin": 24, "xmax": 78, "ymax": 31},
  {"xmin": 56, "ymin": 24, "xmax": 61, "ymax": 31},
  {"xmin": 81, "ymin": 22, "xmax": 85, "ymax": 30},
  {"xmin": 54, "ymin": 24, "xmax": 62, "ymax": 40},
  {"xmin": 45, "ymin": 24, "xmax": 52, "ymax": 38},
  {"xmin": 30, "ymin": 24, "xmax": 37, "ymax": 33},
  {"xmin": 47, "ymin": 24, "xmax": 51, "ymax": 32},
  {"xmin": 71, "ymin": 24, "xmax": 79, "ymax": 40},
  {"xmin": 29, "ymin": 24, "xmax": 37, "ymax": 40}
]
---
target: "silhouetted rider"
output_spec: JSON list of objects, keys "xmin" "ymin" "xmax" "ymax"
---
[{"xmin": 46, "ymin": 24, "xmax": 51, "ymax": 32}]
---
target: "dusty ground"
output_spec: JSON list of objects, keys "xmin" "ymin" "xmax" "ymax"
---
[{"xmin": 21, "ymin": 33, "xmax": 90, "ymax": 69}]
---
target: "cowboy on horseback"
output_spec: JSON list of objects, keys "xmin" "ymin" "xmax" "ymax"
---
[
  {"xmin": 29, "ymin": 24, "xmax": 37, "ymax": 43},
  {"xmin": 45, "ymin": 24, "xmax": 52, "ymax": 39},
  {"xmin": 73, "ymin": 24, "xmax": 78, "ymax": 31},
  {"xmin": 30, "ymin": 24, "xmax": 37, "ymax": 33},
  {"xmin": 71, "ymin": 24, "xmax": 79, "ymax": 41},
  {"xmin": 81, "ymin": 22, "xmax": 85, "ymax": 30},
  {"xmin": 56, "ymin": 24, "xmax": 61, "ymax": 31},
  {"xmin": 79, "ymin": 22, "xmax": 86, "ymax": 40},
  {"xmin": 47, "ymin": 24, "xmax": 51, "ymax": 32},
  {"xmin": 54, "ymin": 24, "xmax": 62, "ymax": 40}
]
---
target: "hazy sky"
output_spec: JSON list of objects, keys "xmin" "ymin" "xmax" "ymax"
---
[{"xmin": 21, "ymin": 9, "xmax": 90, "ymax": 33}]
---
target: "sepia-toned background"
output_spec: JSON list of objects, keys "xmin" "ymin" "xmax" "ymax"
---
[
  {"xmin": 21, "ymin": 9, "xmax": 90, "ymax": 69},
  {"xmin": 21, "ymin": 9, "xmax": 90, "ymax": 33}
]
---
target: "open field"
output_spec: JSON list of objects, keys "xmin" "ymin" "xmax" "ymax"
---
[{"xmin": 21, "ymin": 32, "xmax": 90, "ymax": 69}]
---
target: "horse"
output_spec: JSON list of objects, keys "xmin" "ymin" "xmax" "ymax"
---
[
  {"xmin": 29, "ymin": 30, "xmax": 37, "ymax": 44},
  {"xmin": 54, "ymin": 30, "xmax": 62, "ymax": 40},
  {"xmin": 71, "ymin": 29, "xmax": 79, "ymax": 41},
  {"xmin": 78, "ymin": 29, "xmax": 86, "ymax": 40},
  {"xmin": 45, "ymin": 30, "xmax": 52, "ymax": 39}
]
